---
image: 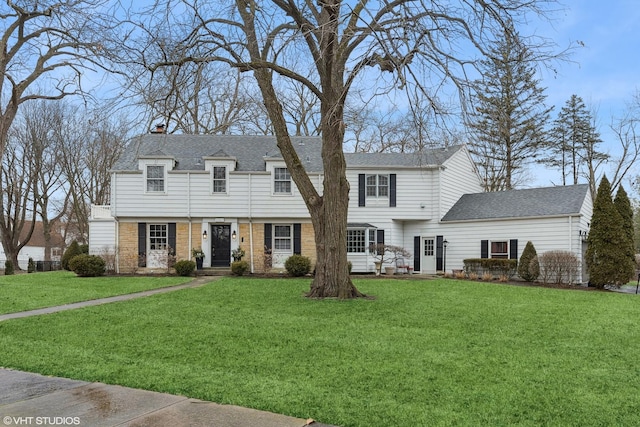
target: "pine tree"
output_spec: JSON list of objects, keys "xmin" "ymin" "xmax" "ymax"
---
[
  {"xmin": 614, "ymin": 185, "xmax": 636, "ymax": 278},
  {"xmin": 517, "ymin": 241, "xmax": 539, "ymax": 282},
  {"xmin": 467, "ymin": 26, "xmax": 552, "ymax": 191},
  {"xmin": 586, "ymin": 176, "xmax": 631, "ymax": 288},
  {"xmin": 541, "ymin": 95, "xmax": 607, "ymax": 199}
]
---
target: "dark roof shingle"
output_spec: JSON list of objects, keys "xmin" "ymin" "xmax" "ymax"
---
[{"xmin": 441, "ymin": 184, "xmax": 590, "ymax": 221}]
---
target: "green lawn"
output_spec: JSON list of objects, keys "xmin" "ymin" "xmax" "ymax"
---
[
  {"xmin": 0, "ymin": 277, "xmax": 639, "ymax": 426},
  {"xmin": 0, "ymin": 271, "xmax": 191, "ymax": 314}
]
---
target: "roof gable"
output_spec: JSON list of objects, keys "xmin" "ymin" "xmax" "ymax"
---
[{"xmin": 441, "ymin": 184, "xmax": 590, "ymax": 222}]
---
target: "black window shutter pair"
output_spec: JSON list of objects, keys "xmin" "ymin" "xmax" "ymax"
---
[
  {"xmin": 264, "ymin": 223, "xmax": 301, "ymax": 255},
  {"xmin": 358, "ymin": 174, "xmax": 396, "ymax": 207},
  {"xmin": 480, "ymin": 239, "xmax": 518, "ymax": 259},
  {"xmin": 138, "ymin": 222, "xmax": 176, "ymax": 266}
]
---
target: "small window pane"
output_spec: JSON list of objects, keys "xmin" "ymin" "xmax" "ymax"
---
[
  {"xmin": 347, "ymin": 229, "xmax": 365, "ymax": 253},
  {"xmin": 491, "ymin": 241, "xmax": 508, "ymax": 258},
  {"xmin": 274, "ymin": 225, "xmax": 292, "ymax": 251},
  {"xmin": 424, "ymin": 239, "xmax": 434, "ymax": 256}
]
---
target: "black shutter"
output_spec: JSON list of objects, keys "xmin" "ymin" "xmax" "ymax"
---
[
  {"xmin": 377, "ymin": 229, "xmax": 385, "ymax": 245},
  {"xmin": 358, "ymin": 174, "xmax": 366, "ymax": 207},
  {"xmin": 436, "ymin": 235, "xmax": 444, "ymax": 271},
  {"xmin": 168, "ymin": 223, "xmax": 176, "ymax": 255},
  {"xmin": 138, "ymin": 223, "xmax": 146, "ymax": 267},
  {"xmin": 293, "ymin": 223, "xmax": 301, "ymax": 255},
  {"xmin": 510, "ymin": 239, "xmax": 518, "ymax": 259},
  {"xmin": 413, "ymin": 236, "xmax": 421, "ymax": 272},
  {"xmin": 389, "ymin": 174, "xmax": 396, "ymax": 207},
  {"xmin": 481, "ymin": 240, "xmax": 489, "ymax": 259},
  {"xmin": 264, "ymin": 223, "xmax": 272, "ymax": 251}
]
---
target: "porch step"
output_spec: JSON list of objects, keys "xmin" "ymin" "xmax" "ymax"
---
[{"xmin": 196, "ymin": 267, "xmax": 231, "ymax": 276}]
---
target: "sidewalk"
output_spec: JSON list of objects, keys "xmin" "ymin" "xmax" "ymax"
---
[
  {"xmin": 0, "ymin": 368, "xmax": 330, "ymax": 427},
  {"xmin": 0, "ymin": 277, "xmax": 337, "ymax": 426}
]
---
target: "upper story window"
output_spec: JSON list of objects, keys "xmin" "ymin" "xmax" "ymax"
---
[
  {"xmin": 491, "ymin": 241, "xmax": 508, "ymax": 258},
  {"xmin": 146, "ymin": 165, "xmax": 165, "ymax": 192},
  {"xmin": 366, "ymin": 174, "xmax": 388, "ymax": 197},
  {"xmin": 212, "ymin": 166, "xmax": 226, "ymax": 193},
  {"xmin": 274, "ymin": 167, "xmax": 291, "ymax": 194}
]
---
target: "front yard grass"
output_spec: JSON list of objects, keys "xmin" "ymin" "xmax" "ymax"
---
[
  {"xmin": 0, "ymin": 271, "xmax": 191, "ymax": 314},
  {"xmin": 0, "ymin": 277, "xmax": 638, "ymax": 426}
]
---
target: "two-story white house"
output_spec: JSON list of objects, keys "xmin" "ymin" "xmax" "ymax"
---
[{"xmin": 90, "ymin": 134, "xmax": 592, "ymax": 282}]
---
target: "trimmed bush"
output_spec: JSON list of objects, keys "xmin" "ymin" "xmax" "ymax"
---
[
  {"xmin": 231, "ymin": 260, "xmax": 250, "ymax": 276},
  {"xmin": 517, "ymin": 241, "xmax": 539, "ymax": 282},
  {"xmin": 284, "ymin": 254, "xmax": 311, "ymax": 277},
  {"xmin": 27, "ymin": 257, "xmax": 35, "ymax": 273},
  {"xmin": 463, "ymin": 258, "xmax": 517, "ymax": 279},
  {"xmin": 68, "ymin": 254, "xmax": 106, "ymax": 277},
  {"xmin": 62, "ymin": 241, "xmax": 86, "ymax": 270},
  {"xmin": 4, "ymin": 260, "xmax": 14, "ymax": 275},
  {"xmin": 174, "ymin": 260, "xmax": 196, "ymax": 276}
]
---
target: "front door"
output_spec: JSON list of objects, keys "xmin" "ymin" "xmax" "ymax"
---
[
  {"xmin": 422, "ymin": 237, "xmax": 436, "ymax": 274},
  {"xmin": 210, "ymin": 225, "xmax": 231, "ymax": 267}
]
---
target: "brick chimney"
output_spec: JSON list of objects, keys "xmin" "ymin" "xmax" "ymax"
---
[{"xmin": 151, "ymin": 123, "xmax": 165, "ymax": 134}]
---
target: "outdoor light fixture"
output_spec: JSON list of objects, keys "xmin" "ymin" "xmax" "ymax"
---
[
  {"xmin": 232, "ymin": 230, "xmax": 237, "ymax": 240},
  {"xmin": 203, "ymin": 230, "xmax": 208, "ymax": 240}
]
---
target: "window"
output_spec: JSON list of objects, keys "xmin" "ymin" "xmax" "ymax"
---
[
  {"xmin": 491, "ymin": 241, "xmax": 508, "ymax": 258},
  {"xmin": 149, "ymin": 224, "xmax": 168, "ymax": 250},
  {"xmin": 347, "ymin": 229, "xmax": 366, "ymax": 253},
  {"xmin": 274, "ymin": 225, "xmax": 292, "ymax": 251},
  {"xmin": 424, "ymin": 239, "xmax": 434, "ymax": 257},
  {"xmin": 146, "ymin": 165, "xmax": 165, "ymax": 192},
  {"xmin": 274, "ymin": 167, "xmax": 291, "ymax": 194},
  {"xmin": 212, "ymin": 166, "xmax": 226, "ymax": 193},
  {"xmin": 366, "ymin": 174, "xmax": 388, "ymax": 197}
]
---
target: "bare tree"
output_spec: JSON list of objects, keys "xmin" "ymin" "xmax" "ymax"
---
[
  {"xmin": 0, "ymin": 0, "xmax": 116, "ymax": 159},
  {"xmin": 0, "ymin": 128, "xmax": 37, "ymax": 269},
  {"xmin": 56, "ymin": 106, "xmax": 130, "ymax": 243},
  {"xmin": 610, "ymin": 91, "xmax": 640, "ymax": 195},
  {"xmin": 127, "ymin": 0, "xmax": 563, "ymax": 298},
  {"xmin": 20, "ymin": 100, "xmax": 69, "ymax": 262}
]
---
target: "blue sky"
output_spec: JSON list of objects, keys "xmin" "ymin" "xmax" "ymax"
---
[{"xmin": 530, "ymin": 0, "xmax": 640, "ymax": 188}]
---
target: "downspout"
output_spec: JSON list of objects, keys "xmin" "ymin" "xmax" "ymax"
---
[
  {"xmin": 112, "ymin": 172, "xmax": 120, "ymax": 274},
  {"xmin": 248, "ymin": 173, "xmax": 254, "ymax": 273},
  {"xmin": 187, "ymin": 172, "xmax": 192, "ymax": 258}
]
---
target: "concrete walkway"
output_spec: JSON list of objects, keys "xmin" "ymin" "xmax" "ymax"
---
[
  {"xmin": 0, "ymin": 276, "xmax": 214, "ymax": 322},
  {"xmin": 0, "ymin": 277, "xmax": 337, "ymax": 427}
]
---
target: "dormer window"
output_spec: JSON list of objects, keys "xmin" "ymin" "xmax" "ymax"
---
[
  {"xmin": 274, "ymin": 167, "xmax": 291, "ymax": 194},
  {"xmin": 146, "ymin": 165, "xmax": 165, "ymax": 192},
  {"xmin": 212, "ymin": 166, "xmax": 226, "ymax": 193}
]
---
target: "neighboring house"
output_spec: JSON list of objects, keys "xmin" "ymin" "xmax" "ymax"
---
[
  {"xmin": 0, "ymin": 221, "xmax": 66, "ymax": 269},
  {"xmin": 89, "ymin": 134, "xmax": 592, "ymax": 283}
]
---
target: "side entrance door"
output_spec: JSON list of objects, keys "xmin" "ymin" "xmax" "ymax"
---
[
  {"xmin": 422, "ymin": 237, "xmax": 436, "ymax": 274},
  {"xmin": 210, "ymin": 225, "xmax": 231, "ymax": 267}
]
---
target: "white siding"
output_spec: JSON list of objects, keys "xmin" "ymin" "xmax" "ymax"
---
[
  {"xmin": 439, "ymin": 147, "xmax": 483, "ymax": 218},
  {"xmin": 423, "ymin": 215, "xmax": 587, "ymax": 282},
  {"xmin": 89, "ymin": 220, "xmax": 116, "ymax": 255}
]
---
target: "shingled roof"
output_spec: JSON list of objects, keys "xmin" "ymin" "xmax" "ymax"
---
[
  {"xmin": 112, "ymin": 134, "xmax": 461, "ymax": 173},
  {"xmin": 441, "ymin": 184, "xmax": 590, "ymax": 221}
]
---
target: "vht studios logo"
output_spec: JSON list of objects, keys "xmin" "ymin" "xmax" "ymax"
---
[{"xmin": 2, "ymin": 416, "xmax": 81, "ymax": 426}]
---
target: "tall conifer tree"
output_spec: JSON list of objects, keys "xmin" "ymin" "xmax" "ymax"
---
[
  {"xmin": 613, "ymin": 185, "xmax": 636, "ymax": 277},
  {"xmin": 467, "ymin": 25, "xmax": 552, "ymax": 191},
  {"xmin": 586, "ymin": 176, "xmax": 631, "ymax": 288}
]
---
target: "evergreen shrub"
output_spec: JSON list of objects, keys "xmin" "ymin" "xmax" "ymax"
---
[
  {"xmin": 68, "ymin": 254, "xmax": 106, "ymax": 277},
  {"xmin": 174, "ymin": 260, "xmax": 196, "ymax": 276},
  {"xmin": 285, "ymin": 254, "xmax": 311, "ymax": 277},
  {"xmin": 231, "ymin": 260, "xmax": 250, "ymax": 276}
]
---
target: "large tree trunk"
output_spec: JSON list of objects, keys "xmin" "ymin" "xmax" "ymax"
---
[{"xmin": 306, "ymin": 123, "xmax": 364, "ymax": 299}]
